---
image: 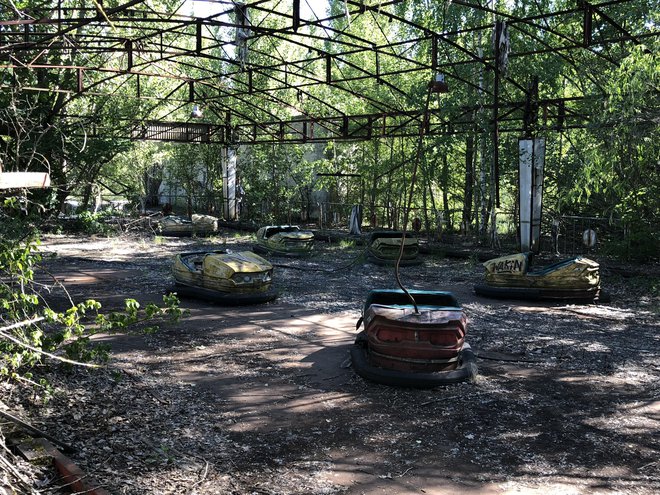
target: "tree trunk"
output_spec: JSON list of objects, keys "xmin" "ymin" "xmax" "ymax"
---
[
  {"xmin": 478, "ymin": 134, "xmax": 488, "ymax": 240},
  {"xmin": 370, "ymin": 140, "xmax": 379, "ymax": 228},
  {"xmin": 422, "ymin": 177, "xmax": 430, "ymax": 234},
  {"xmin": 441, "ymin": 154, "xmax": 452, "ymax": 231},
  {"xmin": 81, "ymin": 183, "xmax": 93, "ymax": 210}
]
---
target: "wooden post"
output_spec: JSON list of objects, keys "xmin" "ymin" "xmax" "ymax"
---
[{"xmin": 518, "ymin": 138, "xmax": 545, "ymax": 253}]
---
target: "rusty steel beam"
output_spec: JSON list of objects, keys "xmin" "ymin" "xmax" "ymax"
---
[
  {"xmin": 2, "ymin": 0, "xmax": 655, "ymax": 141},
  {"xmin": 60, "ymin": 94, "xmax": 597, "ymax": 144}
]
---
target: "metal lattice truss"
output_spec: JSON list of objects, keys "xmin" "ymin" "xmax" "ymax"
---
[{"xmin": 1, "ymin": 0, "xmax": 657, "ymax": 144}]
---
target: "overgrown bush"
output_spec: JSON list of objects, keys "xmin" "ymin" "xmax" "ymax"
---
[
  {"xmin": 602, "ymin": 222, "xmax": 660, "ymax": 262},
  {"xmin": 62, "ymin": 210, "xmax": 115, "ymax": 235},
  {"xmin": 0, "ymin": 196, "xmax": 186, "ymax": 490},
  {"xmin": 0, "ymin": 198, "xmax": 184, "ymax": 384}
]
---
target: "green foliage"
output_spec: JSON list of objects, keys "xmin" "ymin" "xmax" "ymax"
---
[
  {"xmin": 240, "ymin": 142, "xmax": 318, "ymax": 223},
  {"xmin": 64, "ymin": 211, "xmax": 114, "ymax": 235},
  {"xmin": 601, "ymin": 223, "xmax": 660, "ymax": 262},
  {"xmin": 3, "ymin": 1, "xmax": 657, "ymax": 260},
  {"xmin": 0, "ymin": 200, "xmax": 185, "ymax": 385},
  {"xmin": 339, "ymin": 239, "xmax": 356, "ymax": 249},
  {"xmin": 161, "ymin": 143, "xmax": 223, "ymax": 214},
  {"xmin": 550, "ymin": 42, "xmax": 659, "ymax": 259},
  {"xmin": 104, "ymin": 142, "xmax": 168, "ymax": 210}
]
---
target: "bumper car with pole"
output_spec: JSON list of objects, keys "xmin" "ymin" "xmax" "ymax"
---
[
  {"xmin": 351, "ymin": 289, "xmax": 477, "ymax": 388},
  {"xmin": 172, "ymin": 250, "xmax": 277, "ymax": 305},
  {"xmin": 474, "ymin": 253, "xmax": 601, "ymax": 302},
  {"xmin": 366, "ymin": 231, "xmax": 422, "ymax": 266},
  {"xmin": 254, "ymin": 225, "xmax": 314, "ymax": 256}
]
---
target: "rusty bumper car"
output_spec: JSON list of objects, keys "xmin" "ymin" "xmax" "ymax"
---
[
  {"xmin": 366, "ymin": 231, "xmax": 422, "ymax": 266},
  {"xmin": 474, "ymin": 253, "xmax": 600, "ymax": 302},
  {"xmin": 158, "ymin": 214, "xmax": 218, "ymax": 237},
  {"xmin": 254, "ymin": 225, "xmax": 314, "ymax": 256},
  {"xmin": 172, "ymin": 250, "xmax": 277, "ymax": 305},
  {"xmin": 351, "ymin": 289, "xmax": 477, "ymax": 388}
]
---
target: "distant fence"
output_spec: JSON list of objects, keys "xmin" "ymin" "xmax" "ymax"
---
[
  {"xmin": 551, "ymin": 215, "xmax": 626, "ymax": 257},
  {"xmin": 85, "ymin": 192, "xmax": 639, "ymax": 258}
]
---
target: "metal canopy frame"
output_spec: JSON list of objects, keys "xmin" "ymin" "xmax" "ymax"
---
[{"xmin": 1, "ymin": 0, "xmax": 657, "ymax": 144}]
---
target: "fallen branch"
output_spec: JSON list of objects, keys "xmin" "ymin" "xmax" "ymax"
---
[
  {"xmin": 187, "ymin": 459, "xmax": 210, "ymax": 494},
  {"xmin": 0, "ymin": 406, "xmax": 76, "ymax": 453}
]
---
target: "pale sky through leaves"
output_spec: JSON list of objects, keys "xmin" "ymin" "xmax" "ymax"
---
[{"xmin": 188, "ymin": 0, "xmax": 329, "ymax": 20}]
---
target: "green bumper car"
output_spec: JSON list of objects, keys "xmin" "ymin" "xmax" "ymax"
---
[
  {"xmin": 366, "ymin": 231, "xmax": 421, "ymax": 266},
  {"xmin": 254, "ymin": 225, "xmax": 314, "ymax": 256},
  {"xmin": 158, "ymin": 214, "xmax": 218, "ymax": 237}
]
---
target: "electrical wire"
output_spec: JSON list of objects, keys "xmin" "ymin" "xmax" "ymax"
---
[
  {"xmin": 393, "ymin": 83, "xmax": 433, "ymax": 315},
  {"xmin": 271, "ymin": 246, "xmax": 369, "ymax": 273}
]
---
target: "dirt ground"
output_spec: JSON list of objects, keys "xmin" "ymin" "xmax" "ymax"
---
[{"xmin": 14, "ymin": 232, "xmax": 660, "ymax": 494}]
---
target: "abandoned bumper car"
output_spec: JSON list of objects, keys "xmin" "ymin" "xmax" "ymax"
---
[
  {"xmin": 366, "ymin": 231, "xmax": 422, "ymax": 266},
  {"xmin": 254, "ymin": 225, "xmax": 314, "ymax": 256},
  {"xmin": 351, "ymin": 289, "xmax": 477, "ymax": 388},
  {"xmin": 172, "ymin": 250, "xmax": 277, "ymax": 305},
  {"xmin": 474, "ymin": 252, "xmax": 601, "ymax": 301},
  {"xmin": 157, "ymin": 214, "xmax": 218, "ymax": 237}
]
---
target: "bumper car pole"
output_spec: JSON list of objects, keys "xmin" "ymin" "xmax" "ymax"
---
[{"xmin": 394, "ymin": 84, "xmax": 433, "ymax": 315}]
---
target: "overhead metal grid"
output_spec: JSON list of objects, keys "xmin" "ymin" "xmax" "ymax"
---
[{"xmin": 0, "ymin": 0, "xmax": 657, "ymax": 144}]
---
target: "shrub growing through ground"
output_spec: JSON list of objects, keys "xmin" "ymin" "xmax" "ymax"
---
[{"xmin": 0, "ymin": 197, "xmax": 185, "ymax": 490}]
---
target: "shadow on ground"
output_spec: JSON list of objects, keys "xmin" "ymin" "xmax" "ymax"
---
[{"xmin": 30, "ymin": 235, "xmax": 660, "ymax": 494}]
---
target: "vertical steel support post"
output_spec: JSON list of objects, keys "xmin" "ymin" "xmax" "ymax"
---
[
  {"xmin": 196, "ymin": 20, "xmax": 203, "ymax": 53},
  {"xmin": 125, "ymin": 40, "xmax": 133, "ymax": 71},
  {"xmin": 222, "ymin": 146, "xmax": 237, "ymax": 220},
  {"xmin": 530, "ymin": 139, "xmax": 545, "ymax": 253},
  {"xmin": 519, "ymin": 138, "xmax": 546, "ymax": 253},
  {"xmin": 293, "ymin": 0, "xmax": 300, "ymax": 32},
  {"xmin": 519, "ymin": 139, "xmax": 533, "ymax": 252},
  {"xmin": 326, "ymin": 54, "xmax": 331, "ymax": 83}
]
